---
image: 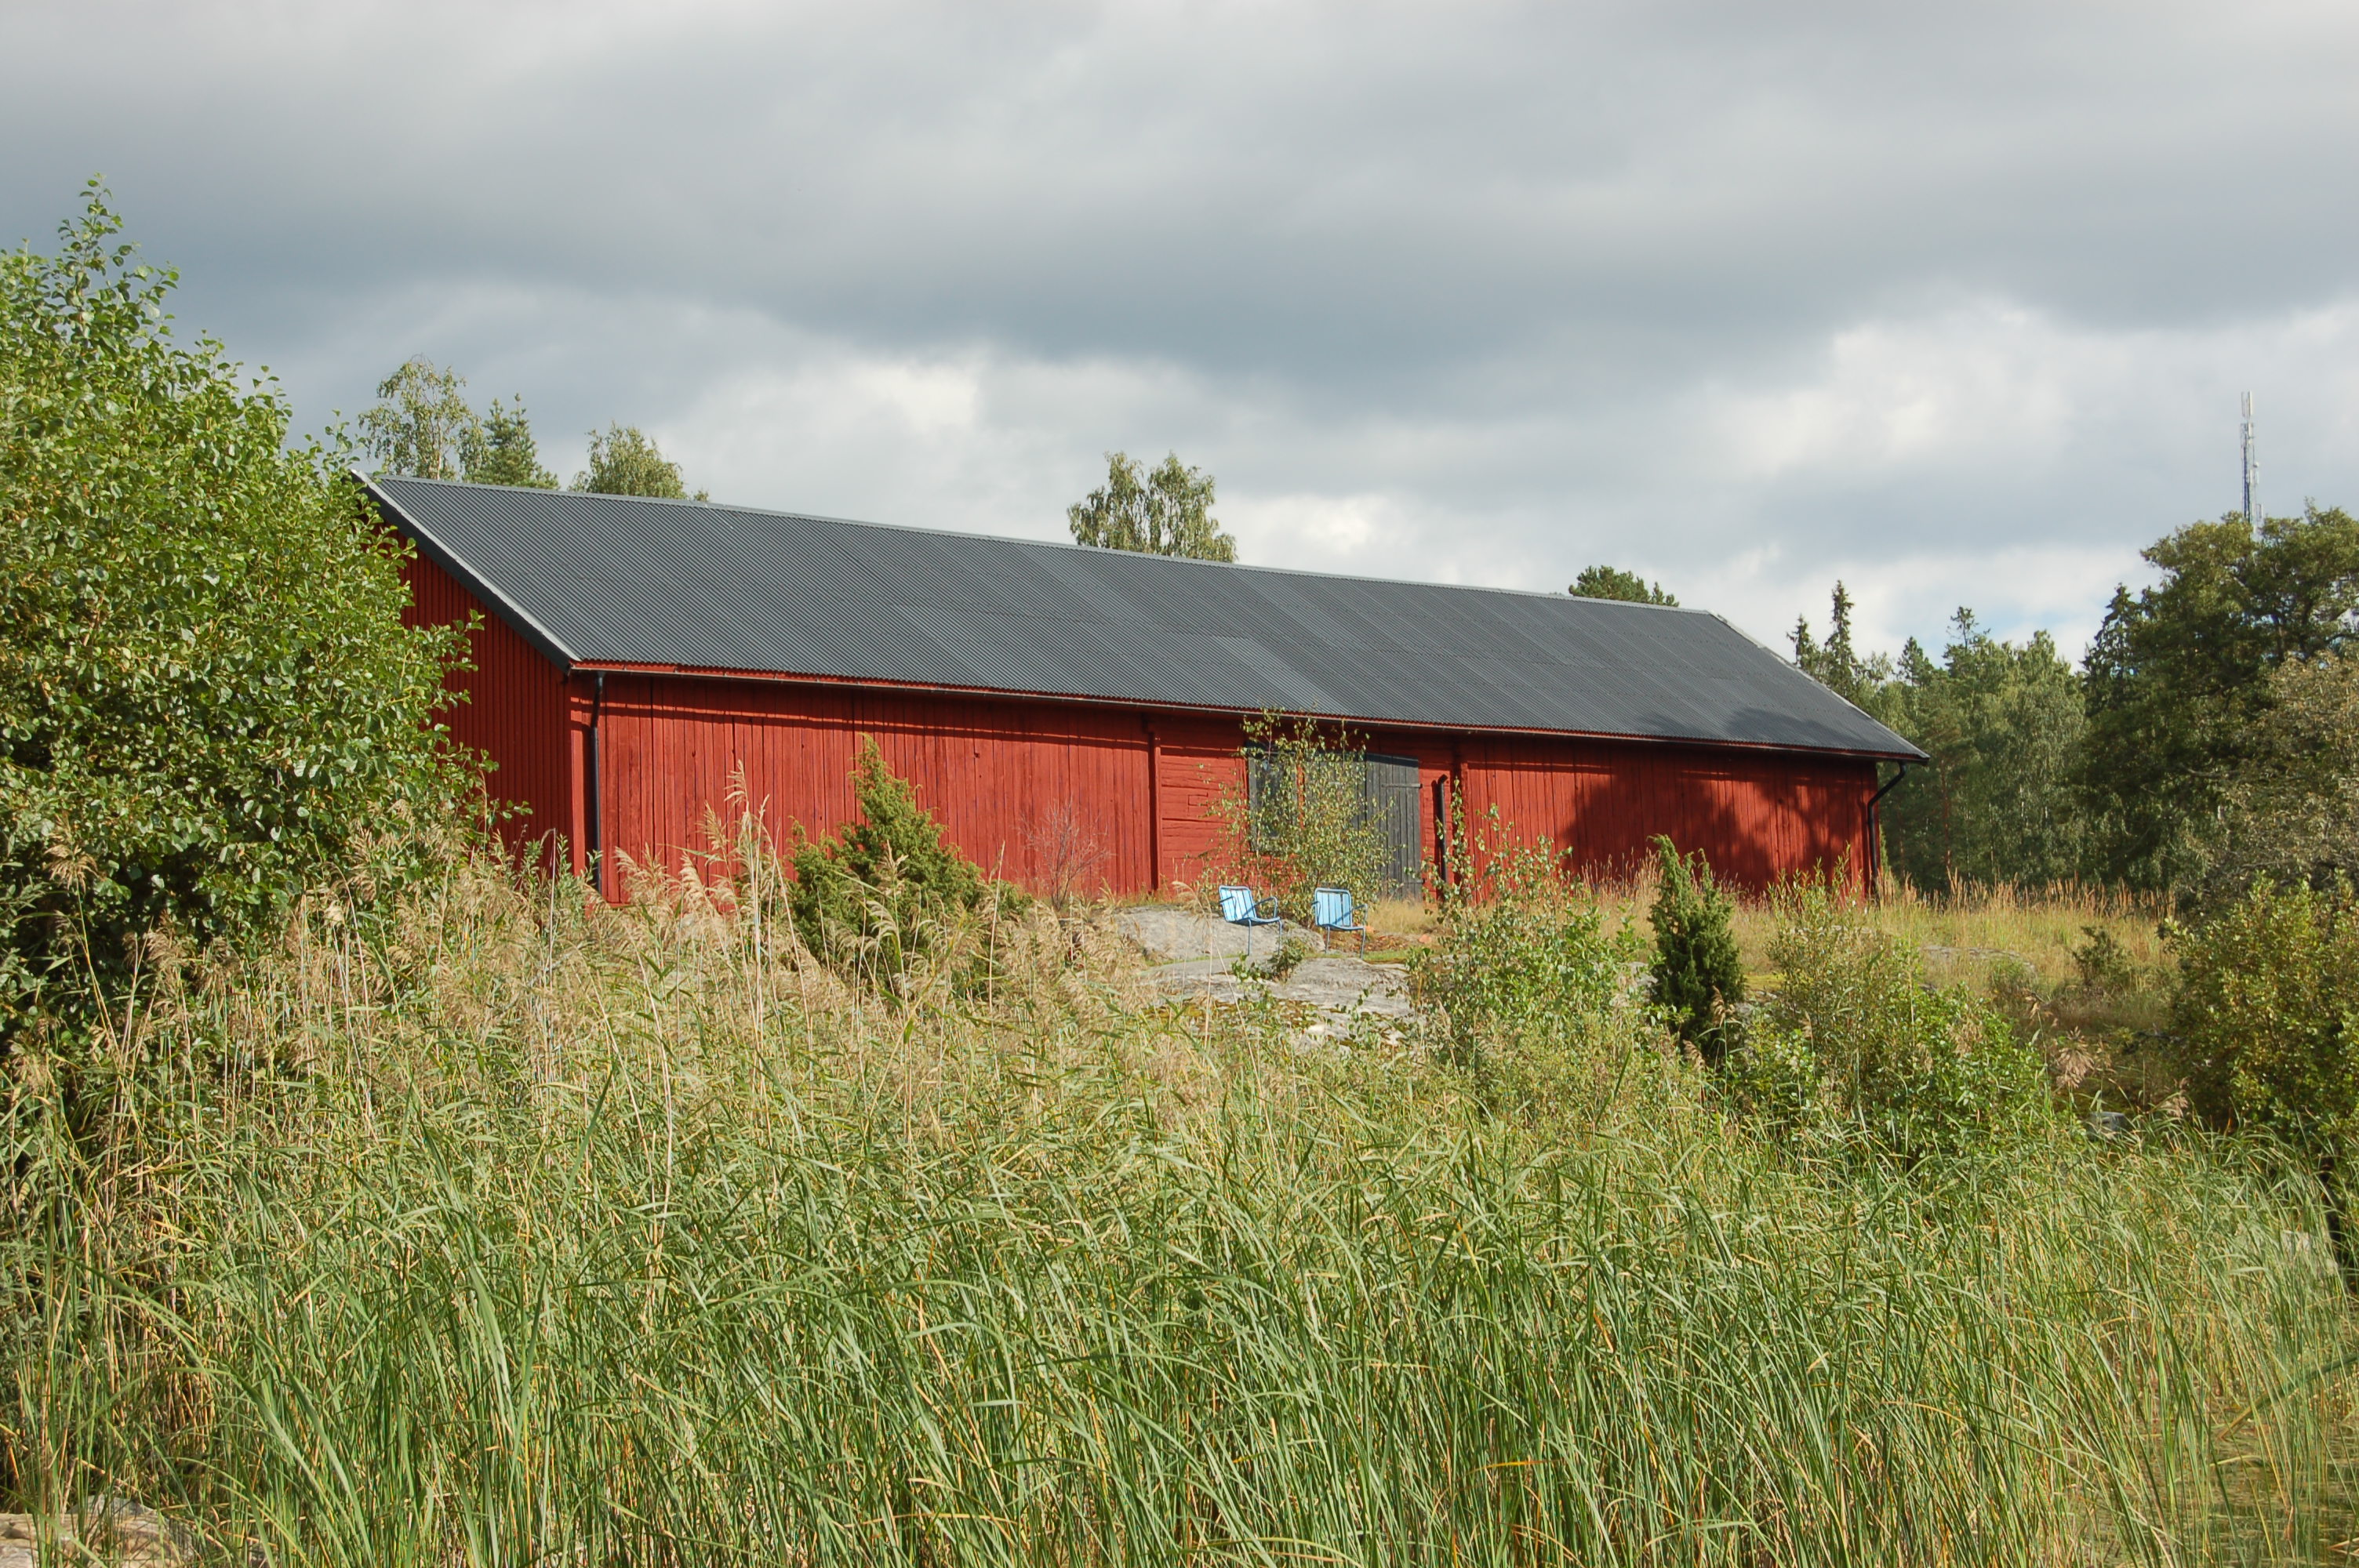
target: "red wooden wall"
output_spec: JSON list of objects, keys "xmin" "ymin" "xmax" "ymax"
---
[
  {"xmin": 1452, "ymin": 735, "xmax": 1877, "ymax": 889},
  {"xmin": 403, "ymin": 553, "xmax": 583, "ymax": 868},
  {"xmin": 403, "ymin": 554, "xmax": 1881, "ymax": 898},
  {"xmin": 595, "ymin": 673, "xmax": 1159, "ymax": 893},
  {"xmin": 583, "ymin": 681, "xmax": 1876, "ymax": 897}
]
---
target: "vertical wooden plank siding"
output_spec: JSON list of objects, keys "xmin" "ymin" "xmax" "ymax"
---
[
  {"xmin": 400, "ymin": 561, "xmax": 1879, "ymax": 898},
  {"xmin": 399, "ymin": 553, "xmax": 578, "ymax": 869},
  {"xmin": 1146, "ymin": 715, "xmax": 1245, "ymax": 892},
  {"xmin": 1449, "ymin": 735, "xmax": 1877, "ymax": 889},
  {"xmin": 598, "ymin": 677, "xmax": 1158, "ymax": 897},
  {"xmin": 594, "ymin": 688, "xmax": 1875, "ymax": 898}
]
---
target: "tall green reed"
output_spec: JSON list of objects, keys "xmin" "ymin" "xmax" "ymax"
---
[{"xmin": 5, "ymin": 840, "xmax": 2354, "ymax": 1564}]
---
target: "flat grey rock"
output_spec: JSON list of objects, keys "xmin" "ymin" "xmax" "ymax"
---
[
  {"xmin": 1921, "ymin": 944, "xmax": 2037, "ymax": 968},
  {"xmin": 1150, "ymin": 953, "xmax": 1412, "ymax": 1018},
  {"xmin": 1110, "ymin": 904, "xmax": 1314, "ymax": 964}
]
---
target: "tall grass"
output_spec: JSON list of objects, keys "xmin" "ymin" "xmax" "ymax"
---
[
  {"xmin": 5, "ymin": 844, "xmax": 2354, "ymax": 1564},
  {"xmin": 1581, "ymin": 869, "xmax": 2173, "ymax": 989}
]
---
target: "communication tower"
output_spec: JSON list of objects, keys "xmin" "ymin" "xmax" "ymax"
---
[{"xmin": 2241, "ymin": 392, "xmax": 2260, "ymax": 524}]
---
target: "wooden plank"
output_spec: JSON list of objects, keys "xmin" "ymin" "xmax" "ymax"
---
[{"xmin": 400, "ymin": 553, "xmax": 575, "ymax": 871}]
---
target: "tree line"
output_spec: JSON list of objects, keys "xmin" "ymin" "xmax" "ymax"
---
[
  {"xmin": 1576, "ymin": 506, "xmax": 2359, "ymax": 906},
  {"xmin": 360, "ymin": 358, "xmax": 704, "ymax": 500},
  {"xmin": 363, "ymin": 365, "xmax": 1243, "ymax": 570}
]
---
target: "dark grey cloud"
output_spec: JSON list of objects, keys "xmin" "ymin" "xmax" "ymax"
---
[{"xmin": 5, "ymin": 0, "xmax": 2357, "ymax": 655}]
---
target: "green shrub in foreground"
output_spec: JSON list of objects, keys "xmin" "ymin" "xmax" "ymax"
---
[
  {"xmin": 2170, "ymin": 877, "xmax": 2359, "ymax": 1276},
  {"xmin": 1412, "ymin": 833, "xmax": 1648, "ymax": 1102},
  {"xmin": 0, "ymin": 185, "xmax": 462, "ymax": 1053},
  {"xmin": 1728, "ymin": 881, "xmax": 2054, "ymax": 1158}
]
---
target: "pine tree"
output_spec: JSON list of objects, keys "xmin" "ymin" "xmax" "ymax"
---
[
  {"xmin": 1649, "ymin": 837, "xmax": 1746, "ymax": 1064},
  {"xmin": 1792, "ymin": 581, "xmax": 1873, "ymax": 702},
  {"xmin": 463, "ymin": 396, "xmax": 557, "ymax": 488},
  {"xmin": 789, "ymin": 739, "xmax": 1024, "ymax": 980},
  {"xmin": 1569, "ymin": 565, "xmax": 1677, "ymax": 605}
]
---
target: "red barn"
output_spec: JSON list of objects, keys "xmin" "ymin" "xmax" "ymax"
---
[{"xmin": 365, "ymin": 474, "xmax": 1922, "ymax": 900}]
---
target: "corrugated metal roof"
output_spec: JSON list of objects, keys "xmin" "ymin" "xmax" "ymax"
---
[{"xmin": 366, "ymin": 474, "xmax": 1924, "ymax": 760}]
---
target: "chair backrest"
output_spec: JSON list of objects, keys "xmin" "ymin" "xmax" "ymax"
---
[
  {"xmin": 1313, "ymin": 886, "xmax": 1353, "ymax": 929},
  {"xmin": 1218, "ymin": 885, "xmax": 1257, "ymax": 924}
]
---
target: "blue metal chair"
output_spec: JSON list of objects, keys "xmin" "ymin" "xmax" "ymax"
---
[
  {"xmin": 1313, "ymin": 886, "xmax": 1369, "ymax": 955},
  {"xmin": 1218, "ymin": 884, "xmax": 1281, "ymax": 956}
]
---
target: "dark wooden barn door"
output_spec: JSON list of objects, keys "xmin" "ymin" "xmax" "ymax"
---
[{"xmin": 1364, "ymin": 753, "xmax": 1423, "ymax": 896}]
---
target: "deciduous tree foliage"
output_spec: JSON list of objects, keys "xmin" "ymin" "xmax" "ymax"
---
[
  {"xmin": 2170, "ymin": 879, "xmax": 2359, "ymax": 1276},
  {"xmin": 574, "ymin": 423, "xmax": 703, "ymax": 500},
  {"xmin": 2080, "ymin": 508, "xmax": 2359, "ymax": 890},
  {"xmin": 1785, "ymin": 506, "xmax": 2359, "ymax": 899},
  {"xmin": 1067, "ymin": 451, "xmax": 1236, "ymax": 561},
  {"xmin": 1788, "ymin": 587, "xmax": 2089, "ymax": 893},
  {"xmin": 0, "ymin": 185, "xmax": 463, "ymax": 1044},
  {"xmin": 358, "ymin": 358, "xmax": 474, "ymax": 481},
  {"xmin": 2201, "ymin": 649, "xmax": 2359, "ymax": 908},
  {"xmin": 1729, "ymin": 884, "xmax": 2052, "ymax": 1161},
  {"xmin": 1219, "ymin": 713, "xmax": 1392, "ymax": 924},
  {"xmin": 360, "ymin": 362, "xmax": 558, "ymax": 489}
]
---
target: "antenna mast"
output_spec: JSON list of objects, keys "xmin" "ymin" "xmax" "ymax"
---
[{"xmin": 2241, "ymin": 392, "xmax": 2260, "ymax": 525}]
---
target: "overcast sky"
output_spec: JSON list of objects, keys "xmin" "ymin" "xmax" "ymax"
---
[{"xmin": 6, "ymin": 1, "xmax": 2356, "ymax": 659}]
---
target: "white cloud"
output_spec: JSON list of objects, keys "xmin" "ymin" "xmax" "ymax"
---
[
  {"xmin": 7, "ymin": 0, "xmax": 2359, "ymax": 667},
  {"xmin": 1699, "ymin": 299, "xmax": 2359, "ymax": 497},
  {"xmin": 1707, "ymin": 304, "xmax": 2082, "ymax": 479}
]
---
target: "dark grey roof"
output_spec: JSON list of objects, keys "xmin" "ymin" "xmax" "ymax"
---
[{"xmin": 366, "ymin": 474, "xmax": 1923, "ymax": 760}]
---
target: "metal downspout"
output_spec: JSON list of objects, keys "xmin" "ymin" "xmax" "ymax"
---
[
  {"xmin": 1865, "ymin": 760, "xmax": 1911, "ymax": 897},
  {"xmin": 587, "ymin": 673, "xmax": 605, "ymax": 897}
]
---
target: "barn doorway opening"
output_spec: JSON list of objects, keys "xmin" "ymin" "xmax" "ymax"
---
[
  {"xmin": 1364, "ymin": 753, "xmax": 1421, "ymax": 897},
  {"xmin": 1244, "ymin": 745, "xmax": 1427, "ymax": 899}
]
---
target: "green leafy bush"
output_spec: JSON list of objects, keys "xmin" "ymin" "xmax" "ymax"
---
[
  {"xmin": 2200, "ymin": 648, "xmax": 2359, "ymax": 909},
  {"xmin": 1728, "ymin": 883, "xmax": 2052, "ymax": 1159},
  {"xmin": 788, "ymin": 739, "xmax": 1025, "ymax": 985},
  {"xmin": 0, "ymin": 186, "xmax": 462, "ymax": 1049},
  {"xmin": 1227, "ymin": 931, "xmax": 1315, "ymax": 984},
  {"xmin": 1211, "ymin": 713, "xmax": 1391, "ymax": 922},
  {"xmin": 2072, "ymin": 924, "xmax": 2136, "ymax": 995},
  {"xmin": 2168, "ymin": 880, "xmax": 2359, "ymax": 1273},
  {"xmin": 1413, "ymin": 835, "xmax": 1643, "ymax": 1086},
  {"xmin": 1648, "ymin": 836, "xmax": 1745, "ymax": 1063}
]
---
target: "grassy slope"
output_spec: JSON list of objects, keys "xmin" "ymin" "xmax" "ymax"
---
[{"xmin": 6, "ymin": 855, "xmax": 2354, "ymax": 1565}]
